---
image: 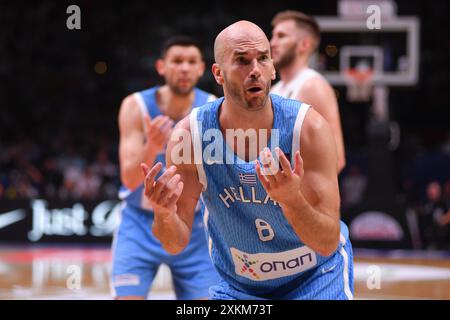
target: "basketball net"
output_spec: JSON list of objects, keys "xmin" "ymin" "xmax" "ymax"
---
[{"xmin": 344, "ymin": 68, "xmax": 374, "ymax": 102}]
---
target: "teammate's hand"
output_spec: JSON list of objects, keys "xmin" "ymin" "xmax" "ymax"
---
[
  {"xmin": 255, "ymin": 147, "xmax": 304, "ymax": 207},
  {"xmin": 144, "ymin": 115, "xmax": 174, "ymax": 154},
  {"xmin": 141, "ymin": 162, "xmax": 184, "ymax": 218}
]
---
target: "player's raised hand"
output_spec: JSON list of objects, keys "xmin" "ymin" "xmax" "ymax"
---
[
  {"xmin": 144, "ymin": 114, "xmax": 174, "ymax": 153},
  {"xmin": 255, "ymin": 147, "xmax": 304, "ymax": 207},
  {"xmin": 141, "ymin": 162, "xmax": 184, "ymax": 218}
]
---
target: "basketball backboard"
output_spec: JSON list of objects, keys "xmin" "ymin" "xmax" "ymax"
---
[{"xmin": 312, "ymin": 0, "xmax": 420, "ymax": 87}]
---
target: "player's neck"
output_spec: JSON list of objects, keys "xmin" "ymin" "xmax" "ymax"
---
[
  {"xmin": 157, "ymin": 85, "xmax": 194, "ymax": 120},
  {"xmin": 279, "ymin": 56, "xmax": 309, "ymax": 84},
  {"xmin": 220, "ymin": 98, "xmax": 274, "ymax": 132},
  {"xmin": 220, "ymin": 98, "xmax": 274, "ymax": 162}
]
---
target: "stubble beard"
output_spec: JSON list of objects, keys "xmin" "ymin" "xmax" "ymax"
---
[
  {"xmin": 273, "ymin": 43, "xmax": 297, "ymax": 71},
  {"xmin": 225, "ymin": 74, "xmax": 271, "ymax": 112}
]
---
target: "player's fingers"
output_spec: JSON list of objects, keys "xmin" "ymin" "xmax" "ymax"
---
[
  {"xmin": 157, "ymin": 173, "xmax": 181, "ymax": 203},
  {"xmin": 255, "ymin": 160, "xmax": 271, "ymax": 190},
  {"xmin": 142, "ymin": 162, "xmax": 162, "ymax": 197},
  {"xmin": 276, "ymin": 147, "xmax": 292, "ymax": 177},
  {"xmin": 146, "ymin": 116, "xmax": 165, "ymax": 140},
  {"xmin": 260, "ymin": 148, "xmax": 279, "ymax": 184},
  {"xmin": 163, "ymin": 181, "xmax": 183, "ymax": 208},
  {"xmin": 173, "ymin": 181, "xmax": 184, "ymax": 199},
  {"xmin": 160, "ymin": 120, "xmax": 174, "ymax": 138},
  {"xmin": 150, "ymin": 117, "xmax": 173, "ymax": 140},
  {"xmin": 153, "ymin": 165, "xmax": 177, "ymax": 198},
  {"xmin": 157, "ymin": 116, "xmax": 173, "ymax": 130},
  {"xmin": 143, "ymin": 114, "xmax": 152, "ymax": 135},
  {"xmin": 151, "ymin": 133, "xmax": 167, "ymax": 147},
  {"xmin": 293, "ymin": 151, "xmax": 304, "ymax": 177},
  {"xmin": 150, "ymin": 115, "xmax": 169, "ymax": 129},
  {"xmin": 141, "ymin": 162, "xmax": 149, "ymax": 176},
  {"xmin": 164, "ymin": 128, "xmax": 174, "ymax": 141},
  {"xmin": 162, "ymin": 117, "xmax": 174, "ymax": 130}
]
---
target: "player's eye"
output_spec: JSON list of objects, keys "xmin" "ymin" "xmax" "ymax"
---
[{"xmin": 236, "ymin": 56, "xmax": 249, "ymax": 64}]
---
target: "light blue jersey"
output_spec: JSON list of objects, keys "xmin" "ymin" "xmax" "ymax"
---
[
  {"xmin": 118, "ymin": 86, "xmax": 215, "ymax": 211},
  {"xmin": 189, "ymin": 94, "xmax": 353, "ymax": 299},
  {"xmin": 111, "ymin": 86, "xmax": 220, "ymax": 299}
]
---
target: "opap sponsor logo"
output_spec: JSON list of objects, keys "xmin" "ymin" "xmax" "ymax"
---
[{"xmin": 230, "ymin": 246, "xmax": 317, "ymax": 281}]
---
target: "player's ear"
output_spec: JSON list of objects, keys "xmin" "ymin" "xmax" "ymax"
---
[
  {"xmin": 298, "ymin": 36, "xmax": 311, "ymax": 54},
  {"xmin": 155, "ymin": 58, "xmax": 165, "ymax": 76},
  {"xmin": 212, "ymin": 63, "xmax": 224, "ymax": 85}
]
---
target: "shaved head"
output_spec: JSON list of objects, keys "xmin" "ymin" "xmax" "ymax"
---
[
  {"xmin": 212, "ymin": 20, "xmax": 275, "ymax": 111},
  {"xmin": 214, "ymin": 21, "xmax": 270, "ymax": 64}
]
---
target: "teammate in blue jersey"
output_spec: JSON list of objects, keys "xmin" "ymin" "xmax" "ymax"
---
[
  {"xmin": 141, "ymin": 22, "xmax": 354, "ymax": 300},
  {"xmin": 111, "ymin": 36, "xmax": 220, "ymax": 299}
]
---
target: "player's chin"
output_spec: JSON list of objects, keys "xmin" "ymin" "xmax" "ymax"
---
[
  {"xmin": 245, "ymin": 96, "xmax": 267, "ymax": 111},
  {"xmin": 175, "ymin": 84, "xmax": 194, "ymax": 95}
]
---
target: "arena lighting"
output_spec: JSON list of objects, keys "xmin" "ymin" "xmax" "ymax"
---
[{"xmin": 94, "ymin": 61, "xmax": 107, "ymax": 75}]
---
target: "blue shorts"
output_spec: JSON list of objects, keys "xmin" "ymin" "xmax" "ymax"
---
[
  {"xmin": 111, "ymin": 203, "xmax": 221, "ymax": 299},
  {"xmin": 209, "ymin": 238, "xmax": 354, "ymax": 300}
]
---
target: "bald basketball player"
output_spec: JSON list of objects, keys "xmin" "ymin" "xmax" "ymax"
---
[
  {"xmin": 271, "ymin": 11, "xmax": 346, "ymax": 173},
  {"xmin": 142, "ymin": 22, "xmax": 354, "ymax": 300}
]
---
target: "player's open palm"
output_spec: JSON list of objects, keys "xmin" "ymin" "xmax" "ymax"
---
[
  {"xmin": 255, "ymin": 147, "xmax": 304, "ymax": 207},
  {"xmin": 141, "ymin": 162, "xmax": 184, "ymax": 218},
  {"xmin": 144, "ymin": 115, "xmax": 174, "ymax": 154}
]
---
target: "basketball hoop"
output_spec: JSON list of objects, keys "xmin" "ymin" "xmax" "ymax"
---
[{"xmin": 344, "ymin": 68, "xmax": 374, "ymax": 102}]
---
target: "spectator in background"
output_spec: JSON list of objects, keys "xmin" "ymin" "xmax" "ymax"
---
[
  {"xmin": 439, "ymin": 180, "xmax": 450, "ymax": 247},
  {"xmin": 72, "ymin": 166, "xmax": 102, "ymax": 200},
  {"xmin": 41, "ymin": 156, "xmax": 63, "ymax": 198},
  {"xmin": 341, "ymin": 165, "xmax": 367, "ymax": 209},
  {"xmin": 443, "ymin": 180, "xmax": 450, "ymax": 209},
  {"xmin": 91, "ymin": 149, "xmax": 119, "ymax": 198},
  {"xmin": 419, "ymin": 181, "xmax": 449, "ymax": 249}
]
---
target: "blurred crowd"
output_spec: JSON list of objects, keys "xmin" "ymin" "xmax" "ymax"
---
[
  {"xmin": 0, "ymin": 129, "xmax": 119, "ymax": 201},
  {"xmin": 339, "ymin": 136, "xmax": 450, "ymax": 249}
]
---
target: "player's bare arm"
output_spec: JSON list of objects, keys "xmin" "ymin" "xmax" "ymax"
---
[
  {"xmin": 142, "ymin": 116, "xmax": 201, "ymax": 254},
  {"xmin": 119, "ymin": 94, "xmax": 173, "ymax": 190},
  {"xmin": 297, "ymin": 77, "xmax": 346, "ymax": 173},
  {"xmin": 255, "ymin": 109, "xmax": 340, "ymax": 256}
]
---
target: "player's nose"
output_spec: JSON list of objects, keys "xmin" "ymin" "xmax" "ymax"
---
[
  {"xmin": 270, "ymin": 36, "xmax": 278, "ymax": 47},
  {"xmin": 249, "ymin": 59, "xmax": 262, "ymax": 79},
  {"xmin": 180, "ymin": 61, "xmax": 191, "ymax": 72}
]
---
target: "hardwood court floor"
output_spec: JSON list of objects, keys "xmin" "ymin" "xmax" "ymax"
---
[{"xmin": 0, "ymin": 246, "xmax": 449, "ymax": 300}]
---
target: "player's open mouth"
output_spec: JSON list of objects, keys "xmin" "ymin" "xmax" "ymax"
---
[{"xmin": 247, "ymin": 86, "xmax": 263, "ymax": 93}]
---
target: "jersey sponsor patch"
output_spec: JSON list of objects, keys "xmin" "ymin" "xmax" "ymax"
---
[{"xmin": 230, "ymin": 246, "xmax": 317, "ymax": 281}]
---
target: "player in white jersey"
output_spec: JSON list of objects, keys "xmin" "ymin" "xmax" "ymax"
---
[
  {"xmin": 270, "ymin": 11, "xmax": 346, "ymax": 173},
  {"xmin": 140, "ymin": 21, "xmax": 353, "ymax": 300}
]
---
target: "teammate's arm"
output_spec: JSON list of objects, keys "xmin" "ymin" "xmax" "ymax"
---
[
  {"xmin": 255, "ymin": 109, "xmax": 340, "ymax": 256},
  {"xmin": 142, "ymin": 117, "xmax": 202, "ymax": 254},
  {"xmin": 297, "ymin": 77, "xmax": 346, "ymax": 173},
  {"xmin": 118, "ymin": 94, "xmax": 173, "ymax": 190}
]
